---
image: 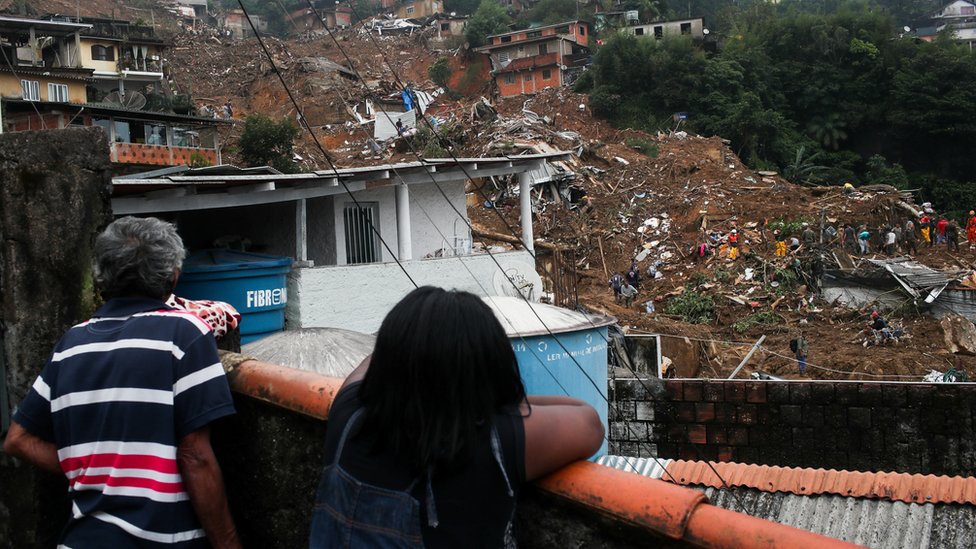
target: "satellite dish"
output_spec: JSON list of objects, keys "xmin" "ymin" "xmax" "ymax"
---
[
  {"xmin": 904, "ymin": 26, "xmax": 911, "ymax": 32},
  {"xmin": 703, "ymin": 28, "xmax": 710, "ymax": 35},
  {"xmin": 103, "ymin": 91, "xmax": 147, "ymax": 110}
]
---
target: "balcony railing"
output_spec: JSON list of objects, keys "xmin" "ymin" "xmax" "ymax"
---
[{"xmin": 110, "ymin": 143, "xmax": 217, "ymax": 167}]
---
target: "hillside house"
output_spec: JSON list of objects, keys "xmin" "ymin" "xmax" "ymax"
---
[
  {"xmin": 112, "ymin": 155, "xmax": 567, "ymax": 332},
  {"xmin": 430, "ymin": 13, "xmax": 467, "ymax": 42},
  {"xmin": 932, "ymin": 0, "xmax": 976, "ymax": 49},
  {"xmin": 287, "ymin": 3, "xmax": 353, "ymax": 33},
  {"xmin": 394, "ymin": 0, "xmax": 443, "ymax": 20},
  {"xmin": 0, "ymin": 15, "xmax": 226, "ymax": 171},
  {"xmin": 625, "ymin": 17, "xmax": 705, "ymax": 40},
  {"xmin": 219, "ymin": 9, "xmax": 269, "ymax": 39},
  {"xmin": 476, "ymin": 21, "xmax": 590, "ymax": 97},
  {"xmin": 175, "ymin": 0, "xmax": 209, "ymax": 19}
]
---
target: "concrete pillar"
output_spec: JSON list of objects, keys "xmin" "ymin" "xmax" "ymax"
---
[
  {"xmin": 519, "ymin": 172, "xmax": 534, "ymax": 252},
  {"xmin": 395, "ymin": 183, "xmax": 412, "ymax": 261},
  {"xmin": 295, "ymin": 199, "xmax": 307, "ymax": 262},
  {"xmin": 74, "ymin": 31, "xmax": 82, "ymax": 68}
]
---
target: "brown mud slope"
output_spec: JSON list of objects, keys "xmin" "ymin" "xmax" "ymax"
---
[{"xmin": 471, "ymin": 89, "xmax": 976, "ymax": 381}]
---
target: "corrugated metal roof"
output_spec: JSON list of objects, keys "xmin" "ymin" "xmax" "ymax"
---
[
  {"xmin": 663, "ymin": 460, "xmax": 976, "ymax": 505},
  {"xmin": 482, "ymin": 296, "xmax": 615, "ymax": 336},
  {"xmin": 599, "ymin": 456, "xmax": 976, "ymax": 549}
]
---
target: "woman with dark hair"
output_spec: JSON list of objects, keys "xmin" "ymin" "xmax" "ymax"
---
[{"xmin": 309, "ymin": 286, "xmax": 604, "ymax": 548}]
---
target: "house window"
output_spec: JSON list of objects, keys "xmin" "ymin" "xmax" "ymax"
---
[
  {"xmin": 504, "ymin": 73, "xmax": 515, "ymax": 84},
  {"xmin": 47, "ymin": 83, "xmax": 69, "ymax": 102},
  {"xmin": 539, "ymin": 43, "xmax": 548, "ymax": 54},
  {"xmin": 579, "ymin": 25, "xmax": 585, "ymax": 35},
  {"xmin": 440, "ymin": 23, "xmax": 450, "ymax": 31},
  {"xmin": 680, "ymin": 22, "xmax": 692, "ymax": 35},
  {"xmin": 91, "ymin": 44, "xmax": 114, "ymax": 61},
  {"xmin": 21, "ymin": 80, "xmax": 40, "ymax": 101},
  {"xmin": 555, "ymin": 25, "xmax": 569, "ymax": 33},
  {"xmin": 406, "ymin": 6, "xmax": 414, "ymax": 14},
  {"xmin": 498, "ymin": 51, "xmax": 511, "ymax": 64},
  {"xmin": 501, "ymin": 35, "xmax": 511, "ymax": 43},
  {"xmin": 963, "ymin": 6, "xmax": 975, "ymax": 15},
  {"xmin": 344, "ymin": 203, "xmax": 381, "ymax": 264},
  {"xmin": 526, "ymin": 30, "xmax": 541, "ymax": 38},
  {"xmin": 523, "ymin": 73, "xmax": 532, "ymax": 82},
  {"xmin": 542, "ymin": 69, "xmax": 552, "ymax": 80},
  {"xmin": 635, "ymin": 27, "xmax": 644, "ymax": 36},
  {"xmin": 654, "ymin": 26, "xmax": 663, "ymax": 38}
]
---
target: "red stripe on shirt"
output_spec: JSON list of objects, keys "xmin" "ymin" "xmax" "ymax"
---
[
  {"xmin": 70, "ymin": 473, "xmax": 186, "ymax": 493},
  {"xmin": 61, "ymin": 453, "xmax": 180, "ymax": 475}
]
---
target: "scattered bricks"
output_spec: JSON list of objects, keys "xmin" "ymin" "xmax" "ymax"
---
[
  {"xmin": 717, "ymin": 446, "xmax": 734, "ymax": 462},
  {"xmin": 858, "ymin": 384, "xmax": 884, "ymax": 407},
  {"xmin": 802, "ymin": 405, "xmax": 825, "ymax": 427},
  {"xmin": 906, "ymin": 384, "xmax": 935, "ymax": 405},
  {"xmin": 790, "ymin": 383, "xmax": 813, "ymax": 403},
  {"xmin": 882, "ymin": 385, "xmax": 908, "ymax": 408},
  {"xmin": 635, "ymin": 400, "xmax": 655, "ymax": 421},
  {"xmin": 835, "ymin": 383, "xmax": 859, "ymax": 404},
  {"xmin": 688, "ymin": 424, "xmax": 707, "ymax": 444},
  {"xmin": 695, "ymin": 402, "xmax": 716, "ymax": 423},
  {"xmin": 706, "ymin": 426, "xmax": 728, "ymax": 445},
  {"xmin": 683, "ymin": 380, "xmax": 703, "ymax": 402},
  {"xmin": 848, "ymin": 407, "xmax": 872, "ymax": 430},
  {"xmin": 703, "ymin": 381, "xmax": 724, "ymax": 402},
  {"xmin": 674, "ymin": 402, "xmax": 696, "ymax": 422},
  {"xmin": 767, "ymin": 382, "xmax": 790, "ymax": 404},
  {"xmin": 781, "ymin": 405, "xmax": 803, "ymax": 426},
  {"xmin": 724, "ymin": 382, "xmax": 746, "ymax": 402},
  {"xmin": 728, "ymin": 426, "xmax": 749, "ymax": 446},
  {"xmin": 811, "ymin": 383, "xmax": 835, "ymax": 404},
  {"xmin": 714, "ymin": 402, "xmax": 736, "ymax": 423},
  {"xmin": 737, "ymin": 404, "xmax": 759, "ymax": 425},
  {"xmin": 745, "ymin": 382, "xmax": 767, "ymax": 403},
  {"xmin": 665, "ymin": 380, "xmax": 684, "ymax": 401},
  {"xmin": 823, "ymin": 407, "xmax": 847, "ymax": 428}
]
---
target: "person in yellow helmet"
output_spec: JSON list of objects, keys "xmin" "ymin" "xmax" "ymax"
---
[{"xmin": 843, "ymin": 182, "xmax": 854, "ymax": 195}]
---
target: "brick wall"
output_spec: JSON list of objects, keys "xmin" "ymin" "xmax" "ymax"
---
[{"xmin": 609, "ymin": 378, "xmax": 976, "ymax": 477}]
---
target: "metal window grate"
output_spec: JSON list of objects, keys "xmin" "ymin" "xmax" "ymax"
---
[{"xmin": 343, "ymin": 203, "xmax": 380, "ymax": 264}]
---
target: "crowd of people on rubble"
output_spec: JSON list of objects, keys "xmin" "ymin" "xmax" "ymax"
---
[{"xmin": 834, "ymin": 208, "xmax": 976, "ymax": 257}]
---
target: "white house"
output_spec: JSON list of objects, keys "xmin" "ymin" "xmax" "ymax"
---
[
  {"xmin": 624, "ymin": 17, "xmax": 705, "ymax": 41},
  {"xmin": 112, "ymin": 154, "xmax": 566, "ymax": 333},
  {"xmin": 933, "ymin": 0, "xmax": 976, "ymax": 49}
]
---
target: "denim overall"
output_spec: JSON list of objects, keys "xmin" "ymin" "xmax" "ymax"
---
[{"xmin": 309, "ymin": 409, "xmax": 516, "ymax": 548}]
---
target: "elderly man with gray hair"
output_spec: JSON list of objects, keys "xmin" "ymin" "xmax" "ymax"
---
[{"xmin": 3, "ymin": 217, "xmax": 241, "ymax": 548}]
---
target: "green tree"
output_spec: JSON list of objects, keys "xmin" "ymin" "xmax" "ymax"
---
[
  {"xmin": 238, "ymin": 114, "xmax": 301, "ymax": 173},
  {"xmin": 428, "ymin": 57, "xmax": 453, "ymax": 88},
  {"xmin": 465, "ymin": 0, "xmax": 511, "ymax": 48}
]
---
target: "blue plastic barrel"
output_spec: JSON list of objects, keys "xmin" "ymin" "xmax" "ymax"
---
[{"xmin": 175, "ymin": 250, "xmax": 291, "ymax": 344}]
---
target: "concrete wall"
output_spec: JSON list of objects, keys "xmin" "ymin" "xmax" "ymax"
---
[
  {"xmin": 332, "ymin": 186, "xmax": 397, "ymax": 265},
  {"xmin": 408, "ymin": 181, "xmax": 469, "ymax": 258},
  {"xmin": 0, "ymin": 127, "xmax": 113, "ymax": 547},
  {"xmin": 0, "ymin": 73, "xmax": 87, "ymax": 103},
  {"xmin": 609, "ymin": 378, "xmax": 976, "ymax": 477},
  {"xmin": 286, "ymin": 250, "xmax": 542, "ymax": 333}
]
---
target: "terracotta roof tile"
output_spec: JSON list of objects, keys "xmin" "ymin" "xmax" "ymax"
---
[{"xmin": 664, "ymin": 460, "xmax": 976, "ymax": 505}]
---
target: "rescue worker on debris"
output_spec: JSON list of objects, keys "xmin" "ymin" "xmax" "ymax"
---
[
  {"xmin": 620, "ymin": 281, "xmax": 638, "ymax": 307},
  {"xmin": 609, "ymin": 272, "xmax": 625, "ymax": 303},
  {"xmin": 948, "ymin": 221, "xmax": 961, "ymax": 252},
  {"xmin": 728, "ymin": 229, "xmax": 740, "ymax": 260},
  {"xmin": 904, "ymin": 217, "xmax": 918, "ymax": 255},
  {"xmin": 967, "ymin": 210, "xmax": 976, "ymax": 250},
  {"xmin": 857, "ymin": 226, "xmax": 871, "ymax": 255},
  {"xmin": 774, "ymin": 229, "xmax": 787, "ymax": 257},
  {"xmin": 626, "ymin": 260, "xmax": 640, "ymax": 291},
  {"xmin": 843, "ymin": 182, "xmax": 855, "ymax": 195},
  {"xmin": 884, "ymin": 226, "xmax": 897, "ymax": 256},
  {"xmin": 801, "ymin": 223, "xmax": 816, "ymax": 249},
  {"xmin": 844, "ymin": 224, "xmax": 857, "ymax": 254},
  {"xmin": 794, "ymin": 335, "xmax": 808, "ymax": 375},
  {"xmin": 937, "ymin": 216, "xmax": 949, "ymax": 246},
  {"xmin": 920, "ymin": 213, "xmax": 931, "ymax": 245},
  {"xmin": 869, "ymin": 311, "xmax": 887, "ymax": 331}
]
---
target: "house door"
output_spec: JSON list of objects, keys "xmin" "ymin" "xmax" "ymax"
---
[{"xmin": 343, "ymin": 202, "xmax": 381, "ymax": 264}]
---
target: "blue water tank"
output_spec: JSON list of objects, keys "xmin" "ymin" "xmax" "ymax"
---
[
  {"xmin": 483, "ymin": 297, "xmax": 615, "ymax": 458},
  {"xmin": 176, "ymin": 250, "xmax": 291, "ymax": 344}
]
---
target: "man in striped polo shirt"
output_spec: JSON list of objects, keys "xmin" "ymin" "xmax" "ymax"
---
[{"xmin": 4, "ymin": 217, "xmax": 240, "ymax": 548}]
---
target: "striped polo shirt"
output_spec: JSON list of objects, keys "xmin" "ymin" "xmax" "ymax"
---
[{"xmin": 13, "ymin": 297, "xmax": 236, "ymax": 547}]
